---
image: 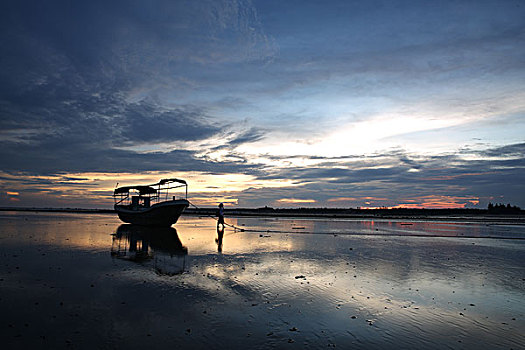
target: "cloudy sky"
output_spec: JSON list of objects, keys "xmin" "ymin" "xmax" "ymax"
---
[{"xmin": 1, "ymin": 0, "xmax": 524, "ymax": 209}]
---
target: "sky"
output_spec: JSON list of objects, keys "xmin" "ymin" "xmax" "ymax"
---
[{"xmin": 1, "ymin": 0, "xmax": 524, "ymax": 209}]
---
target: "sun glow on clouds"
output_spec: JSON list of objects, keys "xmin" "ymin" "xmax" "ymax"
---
[
  {"xmin": 237, "ymin": 90, "xmax": 525, "ymax": 161},
  {"xmin": 392, "ymin": 195, "xmax": 480, "ymax": 209},
  {"xmin": 5, "ymin": 191, "xmax": 20, "ymax": 202},
  {"xmin": 328, "ymin": 197, "xmax": 388, "ymax": 203},
  {"xmin": 239, "ymin": 114, "xmax": 463, "ymax": 159},
  {"xmin": 324, "ymin": 195, "xmax": 483, "ymax": 210},
  {"xmin": 277, "ymin": 198, "xmax": 317, "ymax": 204},
  {"xmin": 189, "ymin": 196, "xmax": 239, "ymax": 206},
  {"xmin": 0, "ymin": 171, "xmax": 297, "ymax": 208}
]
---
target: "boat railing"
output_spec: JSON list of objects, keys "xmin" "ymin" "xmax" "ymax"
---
[{"xmin": 114, "ymin": 178, "xmax": 188, "ymax": 207}]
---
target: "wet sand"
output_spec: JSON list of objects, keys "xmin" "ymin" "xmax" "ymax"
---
[{"xmin": 1, "ymin": 211, "xmax": 524, "ymax": 349}]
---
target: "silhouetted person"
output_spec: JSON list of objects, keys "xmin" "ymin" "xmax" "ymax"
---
[
  {"xmin": 215, "ymin": 225, "xmax": 224, "ymax": 252},
  {"xmin": 217, "ymin": 202, "xmax": 225, "ymax": 230}
]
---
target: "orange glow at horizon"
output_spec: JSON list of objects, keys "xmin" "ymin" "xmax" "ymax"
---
[
  {"xmin": 327, "ymin": 197, "xmax": 358, "ymax": 202},
  {"xmin": 391, "ymin": 195, "xmax": 480, "ymax": 209},
  {"xmin": 327, "ymin": 196, "xmax": 388, "ymax": 202},
  {"xmin": 359, "ymin": 206, "xmax": 395, "ymax": 210},
  {"xmin": 1, "ymin": 171, "xmax": 483, "ymax": 210},
  {"xmin": 348, "ymin": 194, "xmax": 481, "ymax": 210},
  {"xmin": 0, "ymin": 170, "xmax": 298, "ymax": 208},
  {"xmin": 189, "ymin": 196, "xmax": 238, "ymax": 206},
  {"xmin": 277, "ymin": 198, "xmax": 317, "ymax": 204}
]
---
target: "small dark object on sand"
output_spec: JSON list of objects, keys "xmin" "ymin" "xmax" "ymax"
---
[{"xmin": 295, "ymin": 275, "xmax": 306, "ymax": 279}]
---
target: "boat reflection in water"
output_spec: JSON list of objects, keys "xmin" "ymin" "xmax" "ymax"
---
[{"xmin": 111, "ymin": 224, "xmax": 188, "ymax": 275}]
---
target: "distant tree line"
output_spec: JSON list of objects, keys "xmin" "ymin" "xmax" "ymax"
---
[
  {"xmin": 487, "ymin": 202, "xmax": 521, "ymax": 213},
  {"xmin": 184, "ymin": 205, "xmax": 524, "ymax": 217}
]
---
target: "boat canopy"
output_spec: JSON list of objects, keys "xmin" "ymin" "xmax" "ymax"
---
[
  {"xmin": 114, "ymin": 178, "xmax": 187, "ymax": 196},
  {"xmin": 114, "ymin": 185, "xmax": 157, "ymax": 195}
]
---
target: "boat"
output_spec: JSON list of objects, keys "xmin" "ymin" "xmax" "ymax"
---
[{"xmin": 113, "ymin": 178, "xmax": 189, "ymax": 227}]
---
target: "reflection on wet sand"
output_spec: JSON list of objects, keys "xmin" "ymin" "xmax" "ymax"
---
[
  {"xmin": 111, "ymin": 224, "xmax": 187, "ymax": 275},
  {"xmin": 215, "ymin": 226, "xmax": 224, "ymax": 252},
  {"xmin": 1, "ymin": 212, "xmax": 524, "ymax": 349}
]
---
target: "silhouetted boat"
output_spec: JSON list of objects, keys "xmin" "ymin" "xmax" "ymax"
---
[{"xmin": 113, "ymin": 178, "xmax": 189, "ymax": 227}]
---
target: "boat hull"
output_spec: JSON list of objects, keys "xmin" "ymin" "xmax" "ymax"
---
[{"xmin": 114, "ymin": 199, "xmax": 189, "ymax": 227}]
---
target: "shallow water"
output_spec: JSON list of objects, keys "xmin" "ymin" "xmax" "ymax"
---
[{"xmin": 1, "ymin": 211, "xmax": 524, "ymax": 349}]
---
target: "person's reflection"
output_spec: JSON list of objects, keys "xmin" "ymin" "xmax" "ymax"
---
[{"xmin": 215, "ymin": 225, "xmax": 224, "ymax": 252}]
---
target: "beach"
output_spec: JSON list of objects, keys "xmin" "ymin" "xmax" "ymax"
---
[{"xmin": 1, "ymin": 211, "xmax": 524, "ymax": 349}]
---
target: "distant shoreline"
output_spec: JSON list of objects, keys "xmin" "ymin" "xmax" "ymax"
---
[
  {"xmin": 1, "ymin": 206, "xmax": 524, "ymax": 223},
  {"xmin": 0, "ymin": 207, "xmax": 115, "ymax": 214}
]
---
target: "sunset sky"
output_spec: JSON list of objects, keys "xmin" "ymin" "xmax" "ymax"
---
[{"xmin": 1, "ymin": 0, "xmax": 524, "ymax": 209}]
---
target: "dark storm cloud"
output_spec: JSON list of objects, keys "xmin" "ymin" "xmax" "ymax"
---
[
  {"xmin": 0, "ymin": 0, "xmax": 274, "ymax": 176},
  {"xmin": 120, "ymin": 103, "xmax": 219, "ymax": 143},
  {"xmin": 0, "ymin": 146, "xmax": 262, "ymax": 176},
  {"xmin": 0, "ymin": 80, "xmax": 227, "ymax": 173},
  {"xmin": 478, "ymin": 143, "xmax": 525, "ymax": 158},
  {"xmin": 0, "ymin": 84, "xmax": 265, "ymax": 175}
]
